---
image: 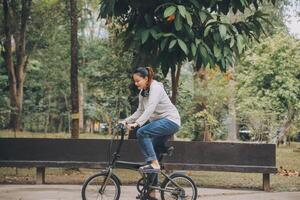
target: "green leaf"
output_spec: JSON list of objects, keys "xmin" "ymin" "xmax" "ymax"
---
[
  {"xmin": 177, "ymin": 5, "xmax": 186, "ymax": 18},
  {"xmin": 164, "ymin": 6, "xmax": 176, "ymax": 18},
  {"xmin": 213, "ymin": 44, "xmax": 221, "ymax": 59},
  {"xmin": 206, "ymin": 18, "xmax": 217, "ymax": 26},
  {"xmin": 185, "ymin": 11, "xmax": 193, "ymax": 27},
  {"xmin": 191, "ymin": 43, "xmax": 197, "ymax": 56},
  {"xmin": 199, "ymin": 45, "xmax": 208, "ymax": 60},
  {"xmin": 141, "ymin": 30, "xmax": 149, "ymax": 44},
  {"xmin": 230, "ymin": 37, "xmax": 235, "ymax": 47},
  {"xmin": 189, "ymin": 0, "xmax": 201, "ymax": 8},
  {"xmin": 160, "ymin": 38, "xmax": 168, "ymax": 50},
  {"xmin": 163, "ymin": 33, "xmax": 176, "ymax": 37},
  {"xmin": 174, "ymin": 13, "xmax": 182, "ymax": 31},
  {"xmin": 237, "ymin": 35, "xmax": 244, "ymax": 54},
  {"xmin": 199, "ymin": 11, "xmax": 207, "ymax": 23},
  {"xmin": 169, "ymin": 39, "xmax": 177, "ymax": 49},
  {"xmin": 224, "ymin": 47, "xmax": 231, "ymax": 56},
  {"xmin": 149, "ymin": 29, "xmax": 158, "ymax": 40},
  {"xmin": 144, "ymin": 14, "xmax": 152, "ymax": 26},
  {"xmin": 195, "ymin": 38, "xmax": 202, "ymax": 46},
  {"xmin": 178, "ymin": 39, "xmax": 189, "ymax": 55},
  {"xmin": 204, "ymin": 25, "xmax": 211, "ymax": 37},
  {"xmin": 219, "ymin": 24, "xmax": 227, "ymax": 39}
]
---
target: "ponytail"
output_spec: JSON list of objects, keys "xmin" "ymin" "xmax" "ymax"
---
[
  {"xmin": 145, "ymin": 67, "xmax": 154, "ymax": 88},
  {"xmin": 133, "ymin": 66, "xmax": 154, "ymax": 88}
]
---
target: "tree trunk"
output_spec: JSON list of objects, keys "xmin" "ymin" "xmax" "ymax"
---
[
  {"xmin": 227, "ymin": 67, "xmax": 237, "ymax": 141},
  {"xmin": 196, "ymin": 66, "xmax": 211, "ymax": 141},
  {"xmin": 44, "ymin": 94, "xmax": 51, "ymax": 133},
  {"xmin": 79, "ymin": 82, "xmax": 84, "ymax": 132},
  {"xmin": 2, "ymin": 0, "xmax": 31, "ymax": 131},
  {"xmin": 203, "ymin": 122, "xmax": 211, "ymax": 142},
  {"xmin": 170, "ymin": 64, "xmax": 182, "ymax": 105},
  {"xmin": 108, "ymin": 116, "xmax": 113, "ymax": 135},
  {"xmin": 70, "ymin": 0, "xmax": 79, "ymax": 138}
]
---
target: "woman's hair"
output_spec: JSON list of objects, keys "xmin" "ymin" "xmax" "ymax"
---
[{"xmin": 134, "ymin": 67, "xmax": 154, "ymax": 88}]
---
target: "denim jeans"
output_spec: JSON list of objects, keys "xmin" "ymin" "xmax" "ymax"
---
[{"xmin": 136, "ymin": 118, "xmax": 179, "ymax": 163}]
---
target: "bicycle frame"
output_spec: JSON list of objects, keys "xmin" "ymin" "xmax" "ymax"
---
[
  {"xmin": 100, "ymin": 124, "xmax": 187, "ymax": 199},
  {"xmin": 82, "ymin": 123, "xmax": 197, "ymax": 200}
]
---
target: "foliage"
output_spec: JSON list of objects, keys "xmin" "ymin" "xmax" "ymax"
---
[
  {"xmin": 80, "ymin": 38, "xmax": 133, "ymax": 129},
  {"xmin": 177, "ymin": 67, "xmax": 230, "ymax": 140},
  {"xmin": 0, "ymin": 58, "xmax": 10, "ymax": 128},
  {"xmin": 236, "ymin": 31, "xmax": 300, "ymax": 141},
  {"xmin": 99, "ymin": 0, "xmax": 275, "ymax": 75}
]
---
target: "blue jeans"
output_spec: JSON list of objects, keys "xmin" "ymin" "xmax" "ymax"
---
[{"xmin": 136, "ymin": 118, "xmax": 179, "ymax": 162}]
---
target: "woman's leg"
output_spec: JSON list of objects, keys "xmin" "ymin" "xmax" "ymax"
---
[{"xmin": 136, "ymin": 118, "xmax": 179, "ymax": 165}]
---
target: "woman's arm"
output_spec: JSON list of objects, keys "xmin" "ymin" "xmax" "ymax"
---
[
  {"xmin": 124, "ymin": 95, "xmax": 144, "ymax": 123},
  {"xmin": 135, "ymin": 84, "xmax": 161, "ymax": 126}
]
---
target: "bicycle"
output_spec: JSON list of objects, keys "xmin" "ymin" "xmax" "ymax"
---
[{"xmin": 81, "ymin": 123, "xmax": 198, "ymax": 200}]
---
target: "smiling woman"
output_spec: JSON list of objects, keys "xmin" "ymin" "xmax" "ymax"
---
[{"xmin": 123, "ymin": 67, "xmax": 181, "ymax": 173}]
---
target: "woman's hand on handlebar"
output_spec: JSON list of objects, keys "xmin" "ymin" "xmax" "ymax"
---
[{"xmin": 127, "ymin": 122, "xmax": 139, "ymax": 130}]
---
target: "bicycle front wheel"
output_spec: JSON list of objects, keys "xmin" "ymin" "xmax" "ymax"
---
[
  {"xmin": 160, "ymin": 173, "xmax": 198, "ymax": 200},
  {"xmin": 81, "ymin": 172, "xmax": 121, "ymax": 200}
]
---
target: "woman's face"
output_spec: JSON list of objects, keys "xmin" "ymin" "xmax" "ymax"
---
[{"xmin": 133, "ymin": 74, "xmax": 148, "ymax": 90}]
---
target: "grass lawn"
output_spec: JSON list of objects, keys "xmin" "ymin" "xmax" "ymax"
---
[{"xmin": 0, "ymin": 130, "xmax": 299, "ymax": 191}]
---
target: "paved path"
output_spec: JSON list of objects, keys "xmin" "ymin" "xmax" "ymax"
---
[{"xmin": 0, "ymin": 184, "xmax": 299, "ymax": 200}]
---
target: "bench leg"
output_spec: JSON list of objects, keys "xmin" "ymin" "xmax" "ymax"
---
[
  {"xmin": 263, "ymin": 173, "xmax": 270, "ymax": 191},
  {"xmin": 36, "ymin": 167, "xmax": 45, "ymax": 184}
]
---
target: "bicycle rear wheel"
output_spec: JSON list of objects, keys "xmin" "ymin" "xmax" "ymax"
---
[
  {"xmin": 81, "ymin": 172, "xmax": 121, "ymax": 200},
  {"xmin": 160, "ymin": 173, "xmax": 198, "ymax": 200}
]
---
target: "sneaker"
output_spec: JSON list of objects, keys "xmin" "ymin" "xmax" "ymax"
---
[{"xmin": 139, "ymin": 164, "xmax": 160, "ymax": 173}]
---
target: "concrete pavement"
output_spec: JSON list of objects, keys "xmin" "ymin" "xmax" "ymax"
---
[{"xmin": 0, "ymin": 184, "xmax": 299, "ymax": 200}]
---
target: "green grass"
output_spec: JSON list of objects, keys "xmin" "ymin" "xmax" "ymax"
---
[{"xmin": 0, "ymin": 130, "xmax": 299, "ymax": 191}]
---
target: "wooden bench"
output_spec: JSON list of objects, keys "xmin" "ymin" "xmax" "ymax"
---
[{"xmin": 0, "ymin": 138, "xmax": 277, "ymax": 191}]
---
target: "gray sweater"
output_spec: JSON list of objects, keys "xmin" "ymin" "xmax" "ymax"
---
[{"xmin": 125, "ymin": 80, "xmax": 181, "ymax": 127}]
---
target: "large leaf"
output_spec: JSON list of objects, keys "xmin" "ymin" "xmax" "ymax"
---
[
  {"xmin": 177, "ymin": 5, "xmax": 187, "ymax": 18},
  {"xmin": 204, "ymin": 25, "xmax": 212, "ymax": 37},
  {"xmin": 164, "ymin": 6, "xmax": 176, "ymax": 18},
  {"xmin": 199, "ymin": 11, "xmax": 207, "ymax": 23},
  {"xmin": 185, "ymin": 11, "xmax": 193, "ymax": 27},
  {"xmin": 219, "ymin": 24, "xmax": 227, "ymax": 39},
  {"xmin": 189, "ymin": 0, "xmax": 200, "ymax": 8},
  {"xmin": 237, "ymin": 35, "xmax": 244, "ymax": 54},
  {"xmin": 178, "ymin": 39, "xmax": 189, "ymax": 55},
  {"xmin": 160, "ymin": 38, "xmax": 168, "ymax": 50},
  {"xmin": 213, "ymin": 44, "xmax": 222, "ymax": 59},
  {"xmin": 169, "ymin": 39, "xmax": 177, "ymax": 49},
  {"xmin": 174, "ymin": 13, "xmax": 183, "ymax": 31},
  {"xmin": 199, "ymin": 45, "xmax": 208, "ymax": 62},
  {"xmin": 191, "ymin": 43, "xmax": 197, "ymax": 56},
  {"xmin": 141, "ymin": 30, "xmax": 149, "ymax": 44},
  {"xmin": 150, "ymin": 29, "xmax": 159, "ymax": 40}
]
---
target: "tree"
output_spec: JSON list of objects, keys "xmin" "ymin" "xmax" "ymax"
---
[
  {"xmin": 99, "ymin": 0, "xmax": 275, "ymax": 101},
  {"xmin": 80, "ymin": 39, "xmax": 133, "ymax": 134},
  {"xmin": 236, "ymin": 32, "xmax": 300, "ymax": 142},
  {"xmin": 70, "ymin": 0, "xmax": 79, "ymax": 138},
  {"xmin": 2, "ymin": 0, "xmax": 32, "ymax": 131}
]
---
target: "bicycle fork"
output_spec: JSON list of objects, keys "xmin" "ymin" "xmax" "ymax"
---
[{"xmin": 98, "ymin": 167, "xmax": 113, "ymax": 194}]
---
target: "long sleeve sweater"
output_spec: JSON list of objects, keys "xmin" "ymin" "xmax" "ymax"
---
[{"xmin": 125, "ymin": 80, "xmax": 181, "ymax": 127}]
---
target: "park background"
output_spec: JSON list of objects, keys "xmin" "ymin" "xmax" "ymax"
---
[{"xmin": 0, "ymin": 0, "xmax": 299, "ymax": 192}]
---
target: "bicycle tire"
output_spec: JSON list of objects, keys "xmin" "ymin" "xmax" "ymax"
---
[
  {"xmin": 81, "ymin": 171, "xmax": 121, "ymax": 200},
  {"xmin": 160, "ymin": 173, "xmax": 198, "ymax": 200}
]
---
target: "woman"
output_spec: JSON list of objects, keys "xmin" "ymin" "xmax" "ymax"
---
[{"xmin": 124, "ymin": 67, "xmax": 181, "ymax": 173}]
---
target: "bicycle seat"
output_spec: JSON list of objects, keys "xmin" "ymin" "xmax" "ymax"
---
[
  {"xmin": 161, "ymin": 146, "xmax": 174, "ymax": 157},
  {"xmin": 156, "ymin": 146, "xmax": 174, "ymax": 162}
]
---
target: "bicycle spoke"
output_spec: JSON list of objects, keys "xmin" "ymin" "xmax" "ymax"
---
[
  {"xmin": 161, "ymin": 175, "xmax": 197, "ymax": 200},
  {"xmin": 82, "ymin": 172, "xmax": 120, "ymax": 200}
]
